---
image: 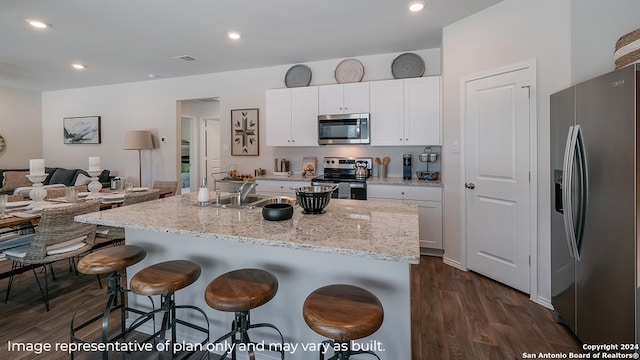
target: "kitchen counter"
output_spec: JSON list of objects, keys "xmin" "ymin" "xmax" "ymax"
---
[
  {"xmin": 255, "ymin": 173, "xmax": 315, "ymax": 181},
  {"xmin": 76, "ymin": 193, "xmax": 419, "ymax": 263},
  {"xmin": 256, "ymin": 174, "xmax": 443, "ymax": 187},
  {"xmin": 75, "ymin": 193, "xmax": 418, "ymax": 359}
]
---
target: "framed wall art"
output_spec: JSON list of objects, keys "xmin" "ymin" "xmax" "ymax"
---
[
  {"xmin": 231, "ymin": 108, "xmax": 259, "ymax": 156},
  {"xmin": 63, "ymin": 116, "xmax": 101, "ymax": 144}
]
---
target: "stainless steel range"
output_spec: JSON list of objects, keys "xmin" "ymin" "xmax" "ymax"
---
[{"xmin": 311, "ymin": 157, "xmax": 372, "ymax": 200}]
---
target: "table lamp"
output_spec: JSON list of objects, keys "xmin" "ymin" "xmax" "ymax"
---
[{"xmin": 123, "ymin": 130, "xmax": 154, "ymax": 186}]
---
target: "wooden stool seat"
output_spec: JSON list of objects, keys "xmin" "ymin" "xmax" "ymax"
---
[
  {"xmin": 131, "ymin": 260, "xmax": 201, "ymax": 296},
  {"xmin": 303, "ymin": 284, "xmax": 384, "ymax": 342},
  {"xmin": 77, "ymin": 245, "xmax": 146, "ymax": 275},
  {"xmin": 205, "ymin": 268, "xmax": 278, "ymax": 312}
]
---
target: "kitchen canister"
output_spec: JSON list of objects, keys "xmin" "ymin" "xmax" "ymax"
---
[
  {"xmin": 377, "ymin": 164, "xmax": 388, "ymax": 178},
  {"xmin": 614, "ymin": 28, "xmax": 640, "ymax": 69}
]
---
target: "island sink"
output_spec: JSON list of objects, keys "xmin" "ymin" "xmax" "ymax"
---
[{"xmin": 212, "ymin": 194, "xmax": 296, "ymax": 208}]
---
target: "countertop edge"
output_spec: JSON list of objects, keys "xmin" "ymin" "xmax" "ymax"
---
[{"xmin": 76, "ymin": 214, "xmax": 420, "ymax": 264}]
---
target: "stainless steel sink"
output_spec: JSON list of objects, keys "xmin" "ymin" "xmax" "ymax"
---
[
  {"xmin": 249, "ymin": 196, "xmax": 297, "ymax": 208},
  {"xmin": 213, "ymin": 194, "xmax": 296, "ymax": 208}
]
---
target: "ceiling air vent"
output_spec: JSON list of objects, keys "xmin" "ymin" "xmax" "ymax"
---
[{"xmin": 172, "ymin": 55, "xmax": 197, "ymax": 62}]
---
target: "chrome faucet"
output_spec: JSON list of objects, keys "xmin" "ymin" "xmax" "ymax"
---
[{"xmin": 237, "ymin": 181, "xmax": 258, "ymax": 205}]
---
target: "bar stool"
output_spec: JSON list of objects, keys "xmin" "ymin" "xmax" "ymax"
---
[
  {"xmin": 204, "ymin": 268, "xmax": 285, "ymax": 360},
  {"xmin": 70, "ymin": 245, "xmax": 153, "ymax": 360},
  {"xmin": 128, "ymin": 260, "xmax": 210, "ymax": 359},
  {"xmin": 303, "ymin": 284, "xmax": 384, "ymax": 360}
]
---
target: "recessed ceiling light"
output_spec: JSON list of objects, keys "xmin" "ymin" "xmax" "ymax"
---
[
  {"xmin": 408, "ymin": 2, "xmax": 425, "ymax": 12},
  {"xmin": 148, "ymin": 74, "xmax": 162, "ymax": 79},
  {"xmin": 227, "ymin": 32, "xmax": 242, "ymax": 40},
  {"xmin": 71, "ymin": 63, "xmax": 86, "ymax": 70},
  {"xmin": 26, "ymin": 18, "xmax": 51, "ymax": 29}
]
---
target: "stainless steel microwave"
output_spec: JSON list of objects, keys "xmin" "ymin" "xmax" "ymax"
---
[{"xmin": 318, "ymin": 113, "xmax": 370, "ymax": 145}]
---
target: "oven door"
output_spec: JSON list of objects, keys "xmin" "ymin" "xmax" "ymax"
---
[{"xmin": 311, "ymin": 180, "xmax": 367, "ymax": 200}]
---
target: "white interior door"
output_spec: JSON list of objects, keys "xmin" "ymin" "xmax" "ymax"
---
[
  {"xmin": 464, "ymin": 66, "xmax": 532, "ymax": 293},
  {"xmin": 203, "ymin": 117, "xmax": 221, "ymax": 188}
]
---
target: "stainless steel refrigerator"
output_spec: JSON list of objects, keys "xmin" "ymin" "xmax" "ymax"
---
[{"xmin": 551, "ymin": 64, "xmax": 639, "ymax": 344}]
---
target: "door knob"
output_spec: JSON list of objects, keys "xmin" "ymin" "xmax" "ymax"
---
[{"xmin": 465, "ymin": 182, "xmax": 475, "ymax": 189}]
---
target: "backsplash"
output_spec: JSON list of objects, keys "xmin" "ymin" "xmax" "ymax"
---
[{"xmin": 272, "ymin": 145, "xmax": 442, "ymax": 178}]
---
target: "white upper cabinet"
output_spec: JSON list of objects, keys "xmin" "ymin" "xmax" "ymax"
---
[
  {"xmin": 370, "ymin": 79, "xmax": 404, "ymax": 145},
  {"xmin": 266, "ymin": 86, "xmax": 319, "ymax": 147},
  {"xmin": 404, "ymin": 77, "xmax": 441, "ymax": 146},
  {"xmin": 318, "ymin": 82, "xmax": 369, "ymax": 114},
  {"xmin": 370, "ymin": 76, "xmax": 442, "ymax": 146}
]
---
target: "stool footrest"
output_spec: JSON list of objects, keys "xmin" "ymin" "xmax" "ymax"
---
[
  {"xmin": 126, "ymin": 292, "xmax": 209, "ymax": 359},
  {"xmin": 211, "ymin": 310, "xmax": 285, "ymax": 360}
]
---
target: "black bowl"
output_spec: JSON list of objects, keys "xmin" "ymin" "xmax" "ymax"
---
[{"xmin": 262, "ymin": 203, "xmax": 294, "ymax": 221}]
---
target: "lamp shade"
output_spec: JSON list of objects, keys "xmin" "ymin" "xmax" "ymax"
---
[{"xmin": 123, "ymin": 130, "xmax": 154, "ymax": 150}]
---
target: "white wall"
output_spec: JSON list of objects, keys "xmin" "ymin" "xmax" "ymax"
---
[
  {"xmin": 0, "ymin": 87, "xmax": 42, "ymax": 168},
  {"xmin": 571, "ymin": 0, "xmax": 640, "ymax": 84},
  {"xmin": 442, "ymin": 0, "xmax": 572, "ymax": 305},
  {"xmin": 42, "ymin": 48, "xmax": 441, "ymax": 187},
  {"xmin": 442, "ymin": 0, "xmax": 640, "ymax": 305}
]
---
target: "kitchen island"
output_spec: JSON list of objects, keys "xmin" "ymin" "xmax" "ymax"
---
[{"xmin": 76, "ymin": 193, "xmax": 419, "ymax": 359}]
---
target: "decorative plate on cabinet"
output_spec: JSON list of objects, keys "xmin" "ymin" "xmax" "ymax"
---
[
  {"xmin": 391, "ymin": 53, "xmax": 425, "ymax": 79},
  {"xmin": 334, "ymin": 58, "xmax": 365, "ymax": 83},
  {"xmin": 284, "ymin": 64, "xmax": 312, "ymax": 88}
]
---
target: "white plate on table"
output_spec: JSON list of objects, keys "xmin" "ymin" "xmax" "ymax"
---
[
  {"xmin": 77, "ymin": 192, "xmax": 90, "ymax": 198},
  {"xmin": 5, "ymin": 200, "xmax": 33, "ymax": 209},
  {"xmin": 131, "ymin": 187, "xmax": 149, "ymax": 192}
]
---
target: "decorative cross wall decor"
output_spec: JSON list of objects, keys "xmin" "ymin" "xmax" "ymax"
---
[{"xmin": 231, "ymin": 108, "xmax": 259, "ymax": 156}]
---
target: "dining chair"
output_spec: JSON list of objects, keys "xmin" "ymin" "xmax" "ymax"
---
[
  {"xmin": 95, "ymin": 189, "xmax": 161, "ymax": 246},
  {"xmin": 152, "ymin": 180, "xmax": 179, "ymax": 197},
  {"xmin": 3, "ymin": 200, "xmax": 101, "ymax": 311}
]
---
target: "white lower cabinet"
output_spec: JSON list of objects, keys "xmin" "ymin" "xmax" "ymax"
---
[
  {"xmin": 255, "ymin": 179, "xmax": 309, "ymax": 197},
  {"xmin": 367, "ymin": 184, "xmax": 443, "ymax": 254}
]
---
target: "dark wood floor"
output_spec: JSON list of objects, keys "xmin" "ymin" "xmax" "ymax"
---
[
  {"xmin": 410, "ymin": 256, "xmax": 582, "ymax": 359},
  {"xmin": 0, "ymin": 254, "xmax": 581, "ymax": 359}
]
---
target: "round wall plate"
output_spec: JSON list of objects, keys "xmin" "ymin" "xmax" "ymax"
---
[
  {"xmin": 391, "ymin": 53, "xmax": 425, "ymax": 79},
  {"xmin": 0, "ymin": 134, "xmax": 6, "ymax": 153},
  {"xmin": 285, "ymin": 64, "xmax": 312, "ymax": 88},
  {"xmin": 334, "ymin": 58, "xmax": 365, "ymax": 83}
]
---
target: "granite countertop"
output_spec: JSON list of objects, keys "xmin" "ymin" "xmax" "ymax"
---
[
  {"xmin": 256, "ymin": 174, "xmax": 443, "ymax": 187},
  {"xmin": 75, "ymin": 193, "xmax": 420, "ymax": 264}
]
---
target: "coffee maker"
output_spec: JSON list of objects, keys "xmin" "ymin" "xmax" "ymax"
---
[{"xmin": 403, "ymin": 154, "xmax": 412, "ymax": 180}]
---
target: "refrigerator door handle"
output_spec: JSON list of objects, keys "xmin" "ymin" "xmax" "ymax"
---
[
  {"xmin": 561, "ymin": 125, "xmax": 579, "ymax": 259},
  {"xmin": 574, "ymin": 126, "xmax": 588, "ymax": 260}
]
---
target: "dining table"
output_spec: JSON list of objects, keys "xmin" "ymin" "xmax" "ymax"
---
[{"xmin": 0, "ymin": 187, "xmax": 165, "ymax": 280}]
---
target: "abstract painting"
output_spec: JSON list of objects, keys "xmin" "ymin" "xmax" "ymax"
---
[
  {"xmin": 231, "ymin": 108, "xmax": 259, "ymax": 155},
  {"xmin": 64, "ymin": 116, "xmax": 101, "ymax": 144}
]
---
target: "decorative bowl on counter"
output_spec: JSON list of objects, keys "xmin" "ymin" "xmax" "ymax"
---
[
  {"xmin": 416, "ymin": 171, "xmax": 440, "ymax": 181},
  {"xmin": 262, "ymin": 203, "xmax": 294, "ymax": 221},
  {"xmin": 293, "ymin": 185, "xmax": 337, "ymax": 214}
]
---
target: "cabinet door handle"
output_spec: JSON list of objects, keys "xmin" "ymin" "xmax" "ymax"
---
[{"xmin": 465, "ymin": 182, "xmax": 475, "ymax": 189}]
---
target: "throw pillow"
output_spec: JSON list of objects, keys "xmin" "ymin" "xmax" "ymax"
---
[
  {"xmin": 0, "ymin": 171, "xmax": 31, "ymax": 192},
  {"xmin": 43, "ymin": 167, "xmax": 59, "ymax": 185},
  {"xmin": 74, "ymin": 173, "xmax": 92, "ymax": 186},
  {"xmin": 98, "ymin": 169, "xmax": 110, "ymax": 183},
  {"xmin": 48, "ymin": 168, "xmax": 78, "ymax": 186}
]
